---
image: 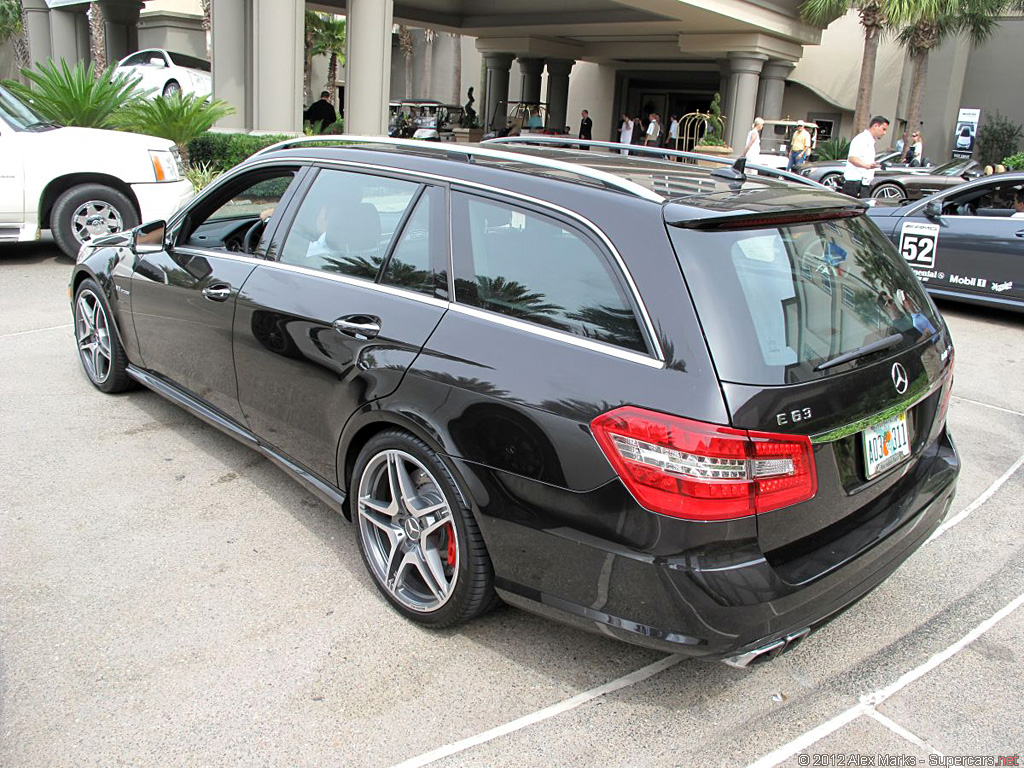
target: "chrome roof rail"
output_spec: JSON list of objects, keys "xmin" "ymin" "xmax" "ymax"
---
[
  {"xmin": 251, "ymin": 134, "xmax": 665, "ymax": 202},
  {"xmin": 483, "ymin": 135, "xmax": 826, "ymax": 188}
]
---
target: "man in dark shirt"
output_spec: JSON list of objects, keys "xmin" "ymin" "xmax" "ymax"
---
[
  {"xmin": 303, "ymin": 91, "xmax": 337, "ymax": 133},
  {"xmin": 579, "ymin": 109, "xmax": 593, "ymax": 150}
]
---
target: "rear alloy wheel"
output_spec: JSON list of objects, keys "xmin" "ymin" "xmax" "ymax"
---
[
  {"xmin": 52, "ymin": 183, "xmax": 139, "ymax": 259},
  {"xmin": 163, "ymin": 80, "xmax": 181, "ymax": 98},
  {"xmin": 872, "ymin": 182, "xmax": 905, "ymax": 200},
  {"xmin": 352, "ymin": 431, "xmax": 497, "ymax": 627},
  {"xmin": 819, "ymin": 172, "xmax": 842, "ymax": 191},
  {"xmin": 74, "ymin": 279, "xmax": 133, "ymax": 393}
]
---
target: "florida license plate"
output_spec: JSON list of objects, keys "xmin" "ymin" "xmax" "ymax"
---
[{"xmin": 863, "ymin": 412, "xmax": 911, "ymax": 479}]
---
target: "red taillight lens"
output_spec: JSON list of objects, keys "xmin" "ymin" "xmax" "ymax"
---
[{"xmin": 590, "ymin": 406, "xmax": 817, "ymax": 521}]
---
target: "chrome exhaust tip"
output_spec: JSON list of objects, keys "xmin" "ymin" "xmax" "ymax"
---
[{"xmin": 723, "ymin": 628, "xmax": 810, "ymax": 669}]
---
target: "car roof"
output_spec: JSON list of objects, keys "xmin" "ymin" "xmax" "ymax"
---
[{"xmin": 253, "ymin": 135, "xmax": 857, "ymax": 217}]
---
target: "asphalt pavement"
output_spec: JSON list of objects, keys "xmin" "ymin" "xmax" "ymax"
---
[{"xmin": 2, "ymin": 240, "xmax": 1022, "ymax": 767}]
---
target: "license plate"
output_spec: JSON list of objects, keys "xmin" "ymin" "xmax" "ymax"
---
[{"xmin": 862, "ymin": 412, "xmax": 911, "ymax": 479}]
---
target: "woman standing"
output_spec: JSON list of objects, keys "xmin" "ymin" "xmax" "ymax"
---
[
  {"xmin": 619, "ymin": 114, "xmax": 633, "ymax": 155},
  {"xmin": 743, "ymin": 117, "xmax": 764, "ymax": 163},
  {"xmin": 904, "ymin": 131, "xmax": 923, "ymax": 167}
]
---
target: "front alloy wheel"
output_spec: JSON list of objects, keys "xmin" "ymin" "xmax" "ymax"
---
[
  {"xmin": 872, "ymin": 183, "xmax": 905, "ymax": 200},
  {"xmin": 73, "ymin": 279, "xmax": 133, "ymax": 393},
  {"xmin": 357, "ymin": 449, "xmax": 459, "ymax": 613}
]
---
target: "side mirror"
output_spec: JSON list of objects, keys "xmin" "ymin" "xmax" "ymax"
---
[
  {"xmin": 924, "ymin": 200, "xmax": 942, "ymax": 219},
  {"xmin": 148, "ymin": 56, "xmax": 165, "ymax": 67},
  {"xmin": 132, "ymin": 220, "xmax": 167, "ymax": 255}
]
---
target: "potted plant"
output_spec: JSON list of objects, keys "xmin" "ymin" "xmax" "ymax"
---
[{"xmin": 693, "ymin": 93, "xmax": 732, "ymax": 166}]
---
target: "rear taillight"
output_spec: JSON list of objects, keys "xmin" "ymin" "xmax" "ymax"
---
[{"xmin": 590, "ymin": 406, "xmax": 817, "ymax": 521}]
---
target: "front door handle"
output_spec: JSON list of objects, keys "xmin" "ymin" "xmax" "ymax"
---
[
  {"xmin": 202, "ymin": 283, "xmax": 232, "ymax": 302},
  {"xmin": 333, "ymin": 315, "xmax": 381, "ymax": 339},
  {"xmin": 1015, "ymin": 230, "xmax": 1024, "ymax": 238}
]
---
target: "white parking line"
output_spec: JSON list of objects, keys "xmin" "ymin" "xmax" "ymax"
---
[
  {"xmin": 952, "ymin": 395, "xmax": 1024, "ymax": 418},
  {"xmin": 927, "ymin": 451, "xmax": 1024, "ymax": 544},
  {"xmin": 744, "ymin": 591, "xmax": 1024, "ymax": 768},
  {"xmin": 389, "ymin": 654, "xmax": 683, "ymax": 768},
  {"xmin": 0, "ymin": 323, "xmax": 73, "ymax": 339},
  {"xmin": 864, "ymin": 708, "xmax": 942, "ymax": 756}
]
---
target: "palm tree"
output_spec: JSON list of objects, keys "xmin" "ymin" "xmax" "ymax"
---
[
  {"xmin": 450, "ymin": 33, "xmax": 462, "ymax": 105},
  {"xmin": 112, "ymin": 92, "xmax": 234, "ymax": 168},
  {"xmin": 303, "ymin": 11, "xmax": 322, "ymax": 105},
  {"xmin": 0, "ymin": 0, "xmax": 29, "ymax": 71},
  {"xmin": 200, "ymin": 0, "xmax": 211, "ymax": 60},
  {"xmin": 801, "ymin": 0, "xmax": 888, "ymax": 134},
  {"xmin": 397, "ymin": 25, "xmax": 414, "ymax": 99},
  {"xmin": 422, "ymin": 28, "xmax": 435, "ymax": 99},
  {"xmin": 88, "ymin": 3, "xmax": 106, "ymax": 76},
  {"xmin": 311, "ymin": 14, "xmax": 346, "ymax": 107},
  {"xmin": 890, "ymin": 0, "xmax": 1007, "ymax": 151}
]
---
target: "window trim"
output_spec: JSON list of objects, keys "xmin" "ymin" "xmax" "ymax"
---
[{"xmin": 449, "ymin": 186, "xmax": 657, "ymax": 359}]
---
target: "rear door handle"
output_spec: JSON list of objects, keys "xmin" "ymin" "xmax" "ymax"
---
[
  {"xmin": 333, "ymin": 315, "xmax": 381, "ymax": 339},
  {"xmin": 202, "ymin": 283, "xmax": 232, "ymax": 302}
]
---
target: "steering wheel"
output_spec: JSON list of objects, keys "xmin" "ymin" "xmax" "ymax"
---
[{"xmin": 242, "ymin": 218, "xmax": 268, "ymax": 254}]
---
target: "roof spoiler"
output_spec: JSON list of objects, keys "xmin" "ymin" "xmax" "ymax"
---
[{"xmin": 664, "ymin": 203, "xmax": 866, "ymax": 231}]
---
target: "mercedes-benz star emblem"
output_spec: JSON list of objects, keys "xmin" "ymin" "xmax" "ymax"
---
[{"xmin": 891, "ymin": 362, "xmax": 909, "ymax": 394}]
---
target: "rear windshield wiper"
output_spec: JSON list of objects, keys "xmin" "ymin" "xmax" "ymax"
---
[{"xmin": 815, "ymin": 332, "xmax": 904, "ymax": 372}]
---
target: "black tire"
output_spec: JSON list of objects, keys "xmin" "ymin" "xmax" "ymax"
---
[
  {"xmin": 52, "ymin": 184, "xmax": 139, "ymax": 259},
  {"xmin": 871, "ymin": 182, "xmax": 906, "ymax": 201},
  {"xmin": 73, "ymin": 278, "xmax": 134, "ymax": 393},
  {"xmin": 162, "ymin": 80, "xmax": 181, "ymax": 98},
  {"xmin": 819, "ymin": 172, "xmax": 842, "ymax": 191},
  {"xmin": 351, "ymin": 429, "xmax": 498, "ymax": 628}
]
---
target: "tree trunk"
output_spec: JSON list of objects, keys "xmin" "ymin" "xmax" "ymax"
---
[
  {"xmin": 903, "ymin": 50, "xmax": 929, "ymax": 153},
  {"xmin": 14, "ymin": 2, "xmax": 31, "ymax": 71},
  {"xmin": 88, "ymin": 3, "xmax": 106, "ymax": 76},
  {"xmin": 201, "ymin": 0, "xmax": 211, "ymax": 60},
  {"xmin": 451, "ymin": 33, "xmax": 461, "ymax": 105},
  {"xmin": 398, "ymin": 26, "xmax": 414, "ymax": 100},
  {"xmin": 422, "ymin": 29, "xmax": 434, "ymax": 99},
  {"xmin": 854, "ymin": 24, "xmax": 881, "ymax": 134},
  {"xmin": 327, "ymin": 53, "xmax": 338, "ymax": 107}
]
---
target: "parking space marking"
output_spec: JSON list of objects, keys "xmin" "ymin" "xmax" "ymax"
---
[
  {"xmin": 744, "ymin": 591, "xmax": 1024, "ymax": 768},
  {"xmin": 926, "ymin": 450, "xmax": 1024, "ymax": 544},
  {"xmin": 864, "ymin": 708, "xmax": 942, "ymax": 756},
  {"xmin": 0, "ymin": 323, "xmax": 73, "ymax": 339},
  {"xmin": 952, "ymin": 395, "xmax": 1024, "ymax": 418},
  {"xmin": 389, "ymin": 654, "xmax": 683, "ymax": 768}
]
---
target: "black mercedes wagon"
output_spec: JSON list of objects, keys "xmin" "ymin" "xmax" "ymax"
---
[{"xmin": 69, "ymin": 136, "xmax": 958, "ymax": 666}]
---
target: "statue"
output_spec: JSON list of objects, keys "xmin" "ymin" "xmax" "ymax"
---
[{"xmin": 461, "ymin": 86, "xmax": 478, "ymax": 128}]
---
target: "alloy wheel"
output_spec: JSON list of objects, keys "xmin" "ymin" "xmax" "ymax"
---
[
  {"xmin": 75, "ymin": 290, "xmax": 112, "ymax": 384},
  {"xmin": 357, "ymin": 450, "xmax": 459, "ymax": 613},
  {"xmin": 71, "ymin": 200, "xmax": 124, "ymax": 245},
  {"xmin": 821, "ymin": 173, "xmax": 842, "ymax": 191},
  {"xmin": 872, "ymin": 184, "xmax": 904, "ymax": 200}
]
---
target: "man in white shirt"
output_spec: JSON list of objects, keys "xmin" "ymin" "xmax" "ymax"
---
[
  {"xmin": 644, "ymin": 113, "xmax": 661, "ymax": 146},
  {"xmin": 842, "ymin": 115, "xmax": 890, "ymax": 198}
]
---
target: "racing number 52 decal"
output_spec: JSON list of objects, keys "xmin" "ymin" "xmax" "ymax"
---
[{"xmin": 899, "ymin": 221, "xmax": 940, "ymax": 268}]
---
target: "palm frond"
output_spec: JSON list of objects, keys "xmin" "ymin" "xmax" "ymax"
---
[{"xmin": 111, "ymin": 92, "xmax": 234, "ymax": 165}]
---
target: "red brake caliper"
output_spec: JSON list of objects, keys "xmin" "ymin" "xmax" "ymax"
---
[{"xmin": 445, "ymin": 524, "xmax": 457, "ymax": 566}]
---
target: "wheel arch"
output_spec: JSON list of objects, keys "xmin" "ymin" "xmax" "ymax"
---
[{"xmin": 39, "ymin": 174, "xmax": 141, "ymax": 230}]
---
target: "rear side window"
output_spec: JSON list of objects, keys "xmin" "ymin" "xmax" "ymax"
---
[
  {"xmin": 451, "ymin": 192, "xmax": 647, "ymax": 354},
  {"xmin": 668, "ymin": 216, "xmax": 940, "ymax": 385},
  {"xmin": 279, "ymin": 168, "xmax": 420, "ymax": 280}
]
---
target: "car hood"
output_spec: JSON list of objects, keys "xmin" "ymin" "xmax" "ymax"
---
[{"xmin": 45, "ymin": 126, "xmax": 175, "ymax": 153}]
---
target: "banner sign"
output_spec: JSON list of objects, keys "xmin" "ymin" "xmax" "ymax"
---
[{"xmin": 952, "ymin": 108, "xmax": 981, "ymax": 159}]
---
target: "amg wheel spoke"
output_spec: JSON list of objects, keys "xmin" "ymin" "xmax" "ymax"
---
[
  {"xmin": 386, "ymin": 548, "xmax": 414, "ymax": 595},
  {"xmin": 390, "ymin": 452, "xmax": 419, "ymax": 510},
  {"xmin": 416, "ymin": 547, "xmax": 449, "ymax": 601},
  {"xmin": 358, "ymin": 498, "xmax": 401, "ymax": 538},
  {"xmin": 419, "ymin": 510, "xmax": 454, "ymax": 540},
  {"xmin": 410, "ymin": 499, "xmax": 447, "ymax": 519}
]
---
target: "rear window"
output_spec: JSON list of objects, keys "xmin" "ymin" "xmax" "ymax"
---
[
  {"xmin": 168, "ymin": 52, "xmax": 211, "ymax": 72},
  {"xmin": 668, "ymin": 216, "xmax": 940, "ymax": 385}
]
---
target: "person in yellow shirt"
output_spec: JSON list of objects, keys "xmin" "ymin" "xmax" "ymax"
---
[{"xmin": 788, "ymin": 120, "xmax": 812, "ymax": 171}]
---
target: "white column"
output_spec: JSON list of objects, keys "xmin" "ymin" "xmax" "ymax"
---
[
  {"xmin": 49, "ymin": 9, "xmax": 83, "ymax": 66},
  {"xmin": 22, "ymin": 0, "xmax": 52, "ymax": 66},
  {"xmin": 545, "ymin": 59, "xmax": 574, "ymax": 134},
  {"xmin": 483, "ymin": 53, "xmax": 514, "ymax": 131},
  {"xmin": 252, "ymin": 0, "xmax": 302, "ymax": 133},
  {"xmin": 758, "ymin": 61, "xmax": 794, "ymax": 121},
  {"xmin": 345, "ymin": 0, "xmax": 394, "ymax": 136},
  {"xmin": 211, "ymin": 0, "xmax": 248, "ymax": 130},
  {"xmin": 97, "ymin": 0, "xmax": 142, "ymax": 65},
  {"xmin": 726, "ymin": 53, "xmax": 767, "ymax": 151}
]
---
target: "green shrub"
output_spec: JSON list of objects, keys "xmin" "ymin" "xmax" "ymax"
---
[
  {"xmin": 112, "ymin": 93, "xmax": 234, "ymax": 167},
  {"xmin": 977, "ymin": 112, "xmax": 1022, "ymax": 168},
  {"xmin": 696, "ymin": 93, "xmax": 728, "ymax": 147},
  {"xmin": 323, "ymin": 119, "xmax": 345, "ymax": 135},
  {"xmin": 187, "ymin": 132, "xmax": 293, "ymax": 172},
  {"xmin": 183, "ymin": 161, "xmax": 222, "ymax": 191},
  {"xmin": 2, "ymin": 59, "xmax": 145, "ymax": 128},
  {"xmin": 816, "ymin": 137, "xmax": 851, "ymax": 162},
  {"xmin": 1002, "ymin": 151, "xmax": 1024, "ymax": 171}
]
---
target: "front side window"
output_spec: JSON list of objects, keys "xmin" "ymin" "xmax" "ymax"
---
[
  {"xmin": 942, "ymin": 181, "xmax": 1024, "ymax": 217},
  {"xmin": 451, "ymin": 192, "xmax": 647, "ymax": 353},
  {"xmin": 279, "ymin": 168, "xmax": 420, "ymax": 280}
]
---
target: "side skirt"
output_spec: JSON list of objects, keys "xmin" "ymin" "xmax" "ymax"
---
[{"xmin": 127, "ymin": 365, "xmax": 349, "ymax": 516}]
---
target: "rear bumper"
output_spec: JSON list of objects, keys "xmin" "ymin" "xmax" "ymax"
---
[
  {"xmin": 470, "ymin": 428, "xmax": 959, "ymax": 660},
  {"xmin": 130, "ymin": 179, "xmax": 194, "ymax": 224}
]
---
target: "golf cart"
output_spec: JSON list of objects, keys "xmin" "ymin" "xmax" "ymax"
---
[
  {"xmin": 755, "ymin": 119, "xmax": 820, "ymax": 169},
  {"xmin": 388, "ymin": 99, "xmax": 464, "ymax": 141}
]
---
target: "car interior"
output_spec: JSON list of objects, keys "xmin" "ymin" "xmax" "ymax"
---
[{"xmin": 941, "ymin": 181, "xmax": 1024, "ymax": 217}]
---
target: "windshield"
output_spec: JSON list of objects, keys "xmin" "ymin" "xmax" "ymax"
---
[
  {"xmin": 0, "ymin": 85, "xmax": 50, "ymax": 130},
  {"xmin": 931, "ymin": 160, "xmax": 970, "ymax": 176},
  {"xmin": 668, "ymin": 215, "xmax": 940, "ymax": 385}
]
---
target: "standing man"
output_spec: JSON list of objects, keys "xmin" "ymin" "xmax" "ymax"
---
[
  {"xmin": 843, "ymin": 115, "xmax": 889, "ymax": 198},
  {"xmin": 303, "ymin": 91, "xmax": 337, "ymax": 134},
  {"xmin": 644, "ymin": 113, "xmax": 661, "ymax": 146},
  {"xmin": 788, "ymin": 120, "xmax": 812, "ymax": 171},
  {"xmin": 579, "ymin": 109, "xmax": 593, "ymax": 150},
  {"xmin": 667, "ymin": 114, "xmax": 680, "ymax": 151}
]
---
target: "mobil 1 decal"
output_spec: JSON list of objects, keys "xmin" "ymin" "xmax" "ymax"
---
[{"xmin": 899, "ymin": 221, "xmax": 939, "ymax": 269}]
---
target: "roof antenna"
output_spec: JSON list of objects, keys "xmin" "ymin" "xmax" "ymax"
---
[{"xmin": 711, "ymin": 157, "xmax": 747, "ymax": 182}]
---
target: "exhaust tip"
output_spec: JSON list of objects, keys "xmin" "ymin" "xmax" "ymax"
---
[{"xmin": 723, "ymin": 628, "xmax": 810, "ymax": 669}]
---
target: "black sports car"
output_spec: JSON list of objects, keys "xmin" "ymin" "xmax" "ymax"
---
[
  {"xmin": 868, "ymin": 171, "xmax": 1024, "ymax": 311},
  {"xmin": 798, "ymin": 150, "xmax": 908, "ymax": 190},
  {"xmin": 864, "ymin": 159, "xmax": 983, "ymax": 201}
]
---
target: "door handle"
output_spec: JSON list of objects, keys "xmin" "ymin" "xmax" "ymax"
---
[
  {"xmin": 332, "ymin": 315, "xmax": 381, "ymax": 339},
  {"xmin": 1015, "ymin": 230, "xmax": 1024, "ymax": 238},
  {"xmin": 202, "ymin": 283, "xmax": 232, "ymax": 302}
]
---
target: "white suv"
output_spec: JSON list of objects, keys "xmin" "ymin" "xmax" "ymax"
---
[{"xmin": 0, "ymin": 85, "xmax": 194, "ymax": 258}]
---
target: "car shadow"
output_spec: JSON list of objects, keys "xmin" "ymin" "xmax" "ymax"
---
[{"xmin": 0, "ymin": 239, "xmax": 73, "ymax": 266}]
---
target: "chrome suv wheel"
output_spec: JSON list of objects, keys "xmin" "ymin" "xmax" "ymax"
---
[{"xmin": 352, "ymin": 431, "xmax": 497, "ymax": 627}]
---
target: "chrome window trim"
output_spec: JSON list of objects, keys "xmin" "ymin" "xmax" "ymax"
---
[
  {"xmin": 447, "ymin": 303, "xmax": 664, "ymax": 369},
  {"xmin": 251, "ymin": 134, "xmax": 665, "ymax": 202}
]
